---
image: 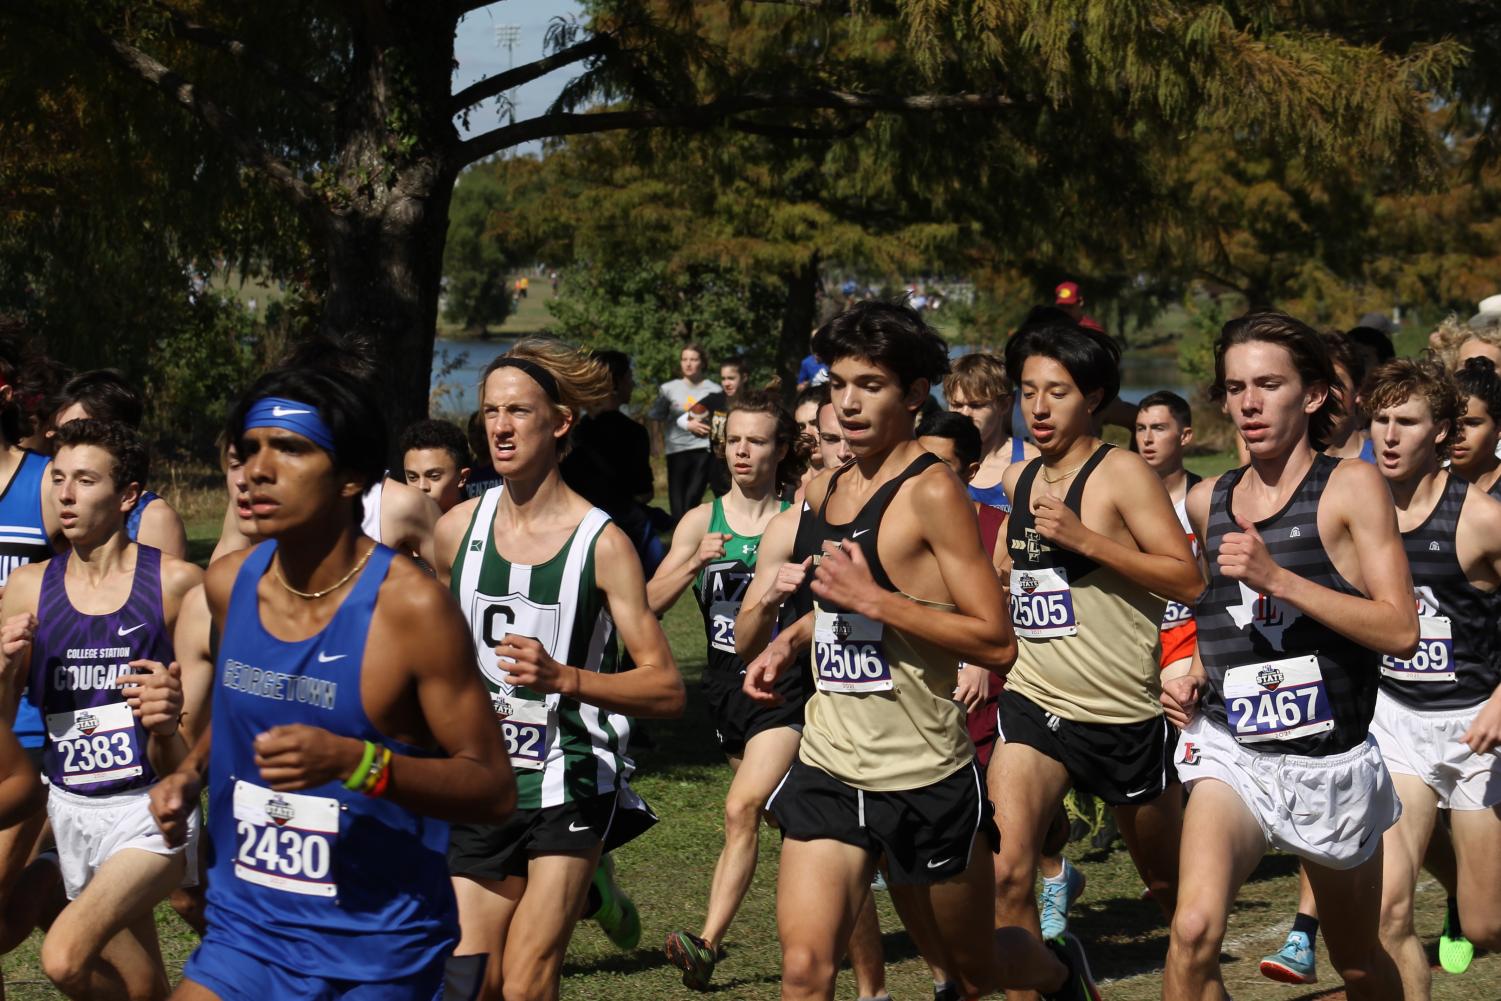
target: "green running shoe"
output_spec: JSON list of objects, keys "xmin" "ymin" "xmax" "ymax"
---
[
  {"xmin": 664, "ymin": 930, "xmax": 717, "ymax": 991},
  {"xmin": 590, "ymin": 854, "xmax": 641, "ymax": 951},
  {"xmin": 1439, "ymin": 908, "xmax": 1474, "ymax": 975}
]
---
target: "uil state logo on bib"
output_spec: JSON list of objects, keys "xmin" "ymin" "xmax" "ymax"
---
[
  {"xmin": 75, "ymin": 711, "xmax": 99, "ymax": 736},
  {"xmin": 468, "ymin": 591, "xmax": 562, "ymax": 693},
  {"xmin": 266, "ymin": 794, "xmax": 295, "ymax": 827}
]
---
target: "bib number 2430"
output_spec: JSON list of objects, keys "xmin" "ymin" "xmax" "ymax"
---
[{"xmin": 232, "ymin": 780, "xmax": 339, "ymax": 898}]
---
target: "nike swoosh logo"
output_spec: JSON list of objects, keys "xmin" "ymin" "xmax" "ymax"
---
[
  {"xmin": 926, "ymin": 857, "xmax": 955, "ymax": 869},
  {"xmin": 271, "ymin": 406, "xmax": 312, "ymax": 417},
  {"xmin": 1125, "ymin": 785, "xmax": 1156, "ymax": 799},
  {"xmin": 117, "ymin": 623, "xmax": 145, "ymax": 637},
  {"xmin": 568, "ymin": 821, "xmax": 591, "ymax": 833},
  {"xmin": 317, "ymin": 652, "xmax": 347, "ymax": 663},
  {"xmin": 851, "ymin": 529, "xmax": 870, "ymax": 538}
]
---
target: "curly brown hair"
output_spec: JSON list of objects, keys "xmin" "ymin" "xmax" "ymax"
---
[{"xmin": 1362, "ymin": 358, "xmax": 1464, "ymax": 460}]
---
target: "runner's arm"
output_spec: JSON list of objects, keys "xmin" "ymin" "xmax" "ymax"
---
[
  {"xmin": 734, "ymin": 504, "xmax": 806, "ymax": 661},
  {"xmin": 137, "ymin": 499, "xmax": 189, "ymax": 559},
  {"xmin": 0, "ymin": 716, "xmax": 42, "ymax": 829},
  {"xmin": 172, "ymin": 584, "xmax": 215, "ymax": 747},
  {"xmin": 1236, "ymin": 461, "xmax": 1418, "ymax": 658},
  {"xmin": 645, "ymin": 503, "xmax": 717, "ymax": 615},
  {"xmin": 210, "ymin": 500, "xmax": 252, "ymax": 564},
  {"xmin": 815, "ymin": 470, "xmax": 1015, "ymax": 667},
  {"xmin": 432, "ymin": 497, "xmax": 482, "ymax": 587},
  {"xmin": 383, "ymin": 479, "xmax": 441, "ymax": 567},
  {"xmin": 0, "ymin": 564, "xmax": 41, "ymax": 714},
  {"xmin": 578, "ymin": 525, "xmax": 685, "ymax": 717}
]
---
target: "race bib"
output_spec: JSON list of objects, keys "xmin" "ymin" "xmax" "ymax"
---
[
  {"xmin": 1160, "ymin": 600, "xmax": 1194, "ymax": 630},
  {"xmin": 1009, "ymin": 566, "xmax": 1078, "ymax": 638},
  {"xmin": 813, "ymin": 609, "xmax": 893, "ymax": 693},
  {"xmin": 492, "ymin": 696, "xmax": 553, "ymax": 770},
  {"xmin": 45, "ymin": 702, "xmax": 143, "ymax": 788},
  {"xmin": 232, "ymin": 781, "xmax": 339, "ymax": 898},
  {"xmin": 1380, "ymin": 615, "xmax": 1455, "ymax": 683},
  {"xmin": 709, "ymin": 600, "xmax": 740, "ymax": 654},
  {"xmin": 1223, "ymin": 655, "xmax": 1333, "ymax": 744}
]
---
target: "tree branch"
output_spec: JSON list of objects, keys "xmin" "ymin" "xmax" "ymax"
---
[
  {"xmin": 88, "ymin": 30, "xmax": 318, "ymax": 215},
  {"xmin": 460, "ymin": 89, "xmax": 1015, "ymax": 164},
  {"xmin": 451, "ymin": 33, "xmax": 614, "ymax": 114},
  {"xmin": 157, "ymin": 6, "xmax": 337, "ymax": 115},
  {"xmin": 728, "ymin": 112, "xmax": 875, "ymax": 141}
]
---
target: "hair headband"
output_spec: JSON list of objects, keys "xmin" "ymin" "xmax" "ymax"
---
[
  {"xmin": 243, "ymin": 396, "xmax": 336, "ymax": 453},
  {"xmin": 490, "ymin": 357, "xmax": 560, "ymax": 403}
]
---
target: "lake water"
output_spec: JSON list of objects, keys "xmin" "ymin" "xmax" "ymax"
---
[{"xmin": 430, "ymin": 339, "xmax": 1192, "ymax": 415}]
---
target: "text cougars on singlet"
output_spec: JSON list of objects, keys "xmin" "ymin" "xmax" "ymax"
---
[
  {"xmin": 221, "ymin": 657, "xmax": 338, "ymax": 709},
  {"xmin": 54, "ymin": 648, "xmax": 135, "ymax": 690}
]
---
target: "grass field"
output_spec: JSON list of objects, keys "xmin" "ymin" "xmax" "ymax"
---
[{"xmin": 2, "ymin": 486, "xmax": 1495, "ymax": 1000}]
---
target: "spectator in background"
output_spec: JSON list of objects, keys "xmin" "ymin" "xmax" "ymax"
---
[
  {"xmin": 1348, "ymin": 313, "xmax": 1397, "ymax": 376},
  {"xmin": 464, "ymin": 408, "xmax": 503, "ymax": 499},
  {"xmin": 1431, "ymin": 312, "xmax": 1501, "ymax": 372},
  {"xmin": 1054, "ymin": 280, "xmax": 1105, "ymax": 333},
  {"xmin": 49, "ymin": 369, "xmax": 188, "ymax": 559},
  {"xmin": 796, "ymin": 329, "xmax": 828, "ymax": 390},
  {"xmin": 648, "ymin": 343, "xmax": 720, "ymax": 522},
  {"xmin": 692, "ymin": 356, "xmax": 749, "ymax": 498},
  {"xmin": 564, "ymin": 349, "xmax": 667, "ymax": 576},
  {"xmin": 400, "ymin": 418, "xmax": 470, "ymax": 514}
]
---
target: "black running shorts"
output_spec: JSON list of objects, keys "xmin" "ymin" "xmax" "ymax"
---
[
  {"xmin": 767, "ymin": 758, "xmax": 996, "ymax": 885},
  {"xmin": 449, "ymin": 790, "xmax": 657, "ymax": 882},
  {"xmin": 701, "ymin": 668, "xmax": 806, "ymax": 756},
  {"xmin": 996, "ymin": 689, "xmax": 1178, "ymax": 806}
]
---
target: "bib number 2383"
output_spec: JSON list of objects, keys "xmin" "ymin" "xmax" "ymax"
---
[
  {"xmin": 45, "ymin": 701, "xmax": 143, "ymax": 788},
  {"xmin": 1223, "ymin": 655, "xmax": 1333, "ymax": 744},
  {"xmin": 232, "ymin": 780, "xmax": 339, "ymax": 898},
  {"xmin": 1009, "ymin": 567, "xmax": 1078, "ymax": 639},
  {"xmin": 1380, "ymin": 615, "xmax": 1454, "ymax": 683},
  {"xmin": 814, "ymin": 609, "xmax": 893, "ymax": 693}
]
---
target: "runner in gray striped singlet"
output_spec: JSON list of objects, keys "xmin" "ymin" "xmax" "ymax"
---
[
  {"xmin": 1357, "ymin": 360, "xmax": 1501, "ymax": 1000},
  {"xmin": 1162, "ymin": 313, "xmax": 1417, "ymax": 1001}
]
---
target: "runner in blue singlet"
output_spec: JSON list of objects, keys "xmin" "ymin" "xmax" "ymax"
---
[
  {"xmin": 148, "ymin": 367, "xmax": 514, "ymax": 1001},
  {"xmin": 944, "ymin": 352, "xmax": 1036, "ymax": 512}
]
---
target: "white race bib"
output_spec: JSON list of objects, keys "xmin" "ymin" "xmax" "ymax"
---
[
  {"xmin": 1223, "ymin": 655, "xmax": 1333, "ymax": 744},
  {"xmin": 708, "ymin": 600, "xmax": 740, "ymax": 654},
  {"xmin": 1380, "ymin": 615, "xmax": 1455, "ymax": 683},
  {"xmin": 492, "ymin": 696, "xmax": 553, "ymax": 770},
  {"xmin": 232, "ymin": 781, "xmax": 339, "ymax": 898},
  {"xmin": 45, "ymin": 702, "xmax": 143, "ymax": 787},
  {"xmin": 813, "ymin": 609, "xmax": 893, "ymax": 693},
  {"xmin": 1009, "ymin": 566, "xmax": 1078, "ymax": 638}
]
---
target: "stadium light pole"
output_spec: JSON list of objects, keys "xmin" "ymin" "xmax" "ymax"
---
[{"xmin": 493, "ymin": 24, "xmax": 522, "ymax": 126}]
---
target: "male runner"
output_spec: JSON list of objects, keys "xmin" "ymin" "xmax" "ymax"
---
[
  {"xmin": 739, "ymin": 301, "xmax": 1092, "ymax": 1001},
  {"xmin": 436, "ymin": 339, "xmax": 685, "ymax": 1001},
  {"xmin": 1358, "ymin": 359, "xmax": 1501, "ymax": 999},
  {"xmin": 1133, "ymin": 391, "xmax": 1201, "ymax": 678},
  {"xmin": 0, "ymin": 419, "xmax": 201, "ymax": 1000},
  {"xmin": 1450, "ymin": 356, "xmax": 1501, "ymax": 497},
  {"xmin": 990, "ymin": 323, "xmax": 1200, "ymax": 1001},
  {"xmin": 402, "ymin": 419, "xmax": 471, "ymax": 514},
  {"xmin": 944, "ymin": 352, "xmax": 1036, "ymax": 512},
  {"xmin": 1320, "ymin": 332, "xmax": 1374, "ymax": 463},
  {"xmin": 150, "ymin": 366, "xmax": 516, "ymax": 1000},
  {"xmin": 1164, "ymin": 311, "xmax": 1417, "ymax": 1001}
]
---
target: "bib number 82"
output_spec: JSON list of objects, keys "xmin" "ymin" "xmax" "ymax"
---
[
  {"xmin": 501, "ymin": 720, "xmax": 545, "ymax": 760},
  {"xmin": 236, "ymin": 822, "xmax": 331, "ymax": 881}
]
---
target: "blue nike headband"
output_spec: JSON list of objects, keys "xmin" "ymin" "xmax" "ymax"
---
[{"xmin": 243, "ymin": 396, "xmax": 336, "ymax": 453}]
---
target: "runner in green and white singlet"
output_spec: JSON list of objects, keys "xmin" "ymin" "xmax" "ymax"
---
[
  {"xmin": 435, "ymin": 339, "xmax": 685, "ymax": 1001},
  {"xmin": 645, "ymin": 392, "xmax": 806, "ymax": 990}
]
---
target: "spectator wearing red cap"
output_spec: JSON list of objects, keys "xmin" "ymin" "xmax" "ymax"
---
[{"xmin": 1055, "ymin": 281, "xmax": 1105, "ymax": 333}]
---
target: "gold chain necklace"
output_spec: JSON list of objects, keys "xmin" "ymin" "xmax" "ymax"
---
[
  {"xmin": 273, "ymin": 545, "xmax": 375, "ymax": 600},
  {"xmin": 1041, "ymin": 459, "xmax": 1089, "ymax": 484}
]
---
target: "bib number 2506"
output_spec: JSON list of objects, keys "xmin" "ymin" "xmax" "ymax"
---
[{"xmin": 813, "ymin": 609, "xmax": 893, "ymax": 693}]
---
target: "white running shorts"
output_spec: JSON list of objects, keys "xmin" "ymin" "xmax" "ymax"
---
[
  {"xmin": 1369, "ymin": 690, "xmax": 1501, "ymax": 810},
  {"xmin": 48, "ymin": 782, "xmax": 200, "ymax": 900},
  {"xmin": 1174, "ymin": 713, "xmax": 1400, "ymax": 870}
]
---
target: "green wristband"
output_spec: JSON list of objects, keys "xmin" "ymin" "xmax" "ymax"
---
[{"xmin": 343, "ymin": 740, "xmax": 377, "ymax": 791}]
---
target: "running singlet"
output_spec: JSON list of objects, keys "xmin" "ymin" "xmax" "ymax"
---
[
  {"xmin": 1379, "ymin": 474, "xmax": 1499, "ymax": 711},
  {"xmin": 1197, "ymin": 454, "xmax": 1378, "ymax": 755},
  {"xmin": 451, "ymin": 485, "xmax": 632, "ymax": 809},
  {"xmin": 967, "ymin": 436, "xmax": 1029, "ymax": 512},
  {"xmin": 205, "ymin": 541, "xmax": 456, "ymax": 980},
  {"xmin": 360, "ymin": 481, "xmax": 383, "ymax": 542},
  {"xmin": 0, "ymin": 450, "xmax": 52, "ymax": 748},
  {"xmin": 793, "ymin": 452, "xmax": 973, "ymax": 792},
  {"xmin": 696, "ymin": 496, "xmax": 789, "ymax": 679},
  {"xmin": 29, "ymin": 546, "xmax": 170, "ymax": 795},
  {"xmin": 1358, "ymin": 437, "xmax": 1376, "ymax": 464},
  {"xmin": 1004, "ymin": 446, "xmax": 1168, "ymax": 724},
  {"xmin": 124, "ymin": 490, "xmax": 159, "ymax": 542}
]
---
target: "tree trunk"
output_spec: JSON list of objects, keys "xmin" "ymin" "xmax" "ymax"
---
[{"xmin": 776, "ymin": 251, "xmax": 821, "ymax": 402}]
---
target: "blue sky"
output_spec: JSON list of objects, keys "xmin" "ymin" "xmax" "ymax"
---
[{"xmin": 452, "ymin": 1, "xmax": 586, "ymax": 150}]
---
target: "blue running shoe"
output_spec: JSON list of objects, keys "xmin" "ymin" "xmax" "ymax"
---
[
  {"xmin": 1259, "ymin": 929, "xmax": 1318, "ymax": 985},
  {"xmin": 1038, "ymin": 858, "xmax": 1086, "ymax": 940}
]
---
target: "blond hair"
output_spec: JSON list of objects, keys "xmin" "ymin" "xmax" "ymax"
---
[
  {"xmin": 1428, "ymin": 314, "xmax": 1501, "ymax": 372},
  {"xmin": 481, "ymin": 338, "xmax": 614, "ymax": 456},
  {"xmin": 943, "ymin": 352, "xmax": 1012, "ymax": 404}
]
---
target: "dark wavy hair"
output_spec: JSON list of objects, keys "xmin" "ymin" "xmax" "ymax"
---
[
  {"xmin": 226, "ymin": 366, "xmax": 387, "ymax": 523},
  {"xmin": 811, "ymin": 300, "xmax": 949, "ymax": 390},
  {"xmin": 1212, "ymin": 312, "xmax": 1342, "ymax": 451},
  {"xmin": 1454, "ymin": 356, "xmax": 1501, "ymax": 423},
  {"xmin": 726, "ymin": 389, "xmax": 801, "ymax": 495},
  {"xmin": 52, "ymin": 418, "xmax": 148, "ymax": 493},
  {"xmin": 1004, "ymin": 322, "xmax": 1121, "ymax": 414}
]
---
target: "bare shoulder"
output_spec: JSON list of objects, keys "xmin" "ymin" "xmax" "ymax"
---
[
  {"xmin": 802, "ymin": 466, "xmax": 839, "ymax": 510},
  {"xmin": 1326, "ymin": 457, "xmax": 1389, "ymax": 510},
  {"xmin": 1460, "ymin": 481, "xmax": 1501, "ymax": 545},
  {"xmin": 377, "ymin": 553, "xmax": 462, "ymax": 624},
  {"xmin": 1186, "ymin": 474, "xmax": 1220, "ymax": 535},
  {"xmin": 2, "ymin": 561, "xmax": 46, "ymax": 610},
  {"xmin": 593, "ymin": 520, "xmax": 640, "ymax": 568},
  {"xmin": 159, "ymin": 552, "xmax": 205, "ymax": 600},
  {"xmin": 676, "ymin": 502, "xmax": 713, "ymax": 539},
  {"xmin": 435, "ymin": 496, "xmax": 482, "ymax": 552},
  {"xmin": 1099, "ymin": 445, "xmax": 1161, "ymax": 487},
  {"xmin": 1001, "ymin": 457, "xmax": 1033, "ymax": 495},
  {"xmin": 381, "ymin": 477, "xmax": 429, "ymax": 513}
]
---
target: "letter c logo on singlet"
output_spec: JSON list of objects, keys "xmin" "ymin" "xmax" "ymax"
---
[
  {"xmin": 469, "ymin": 592, "xmax": 562, "ymax": 690},
  {"xmin": 481, "ymin": 604, "xmax": 515, "ymax": 647}
]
